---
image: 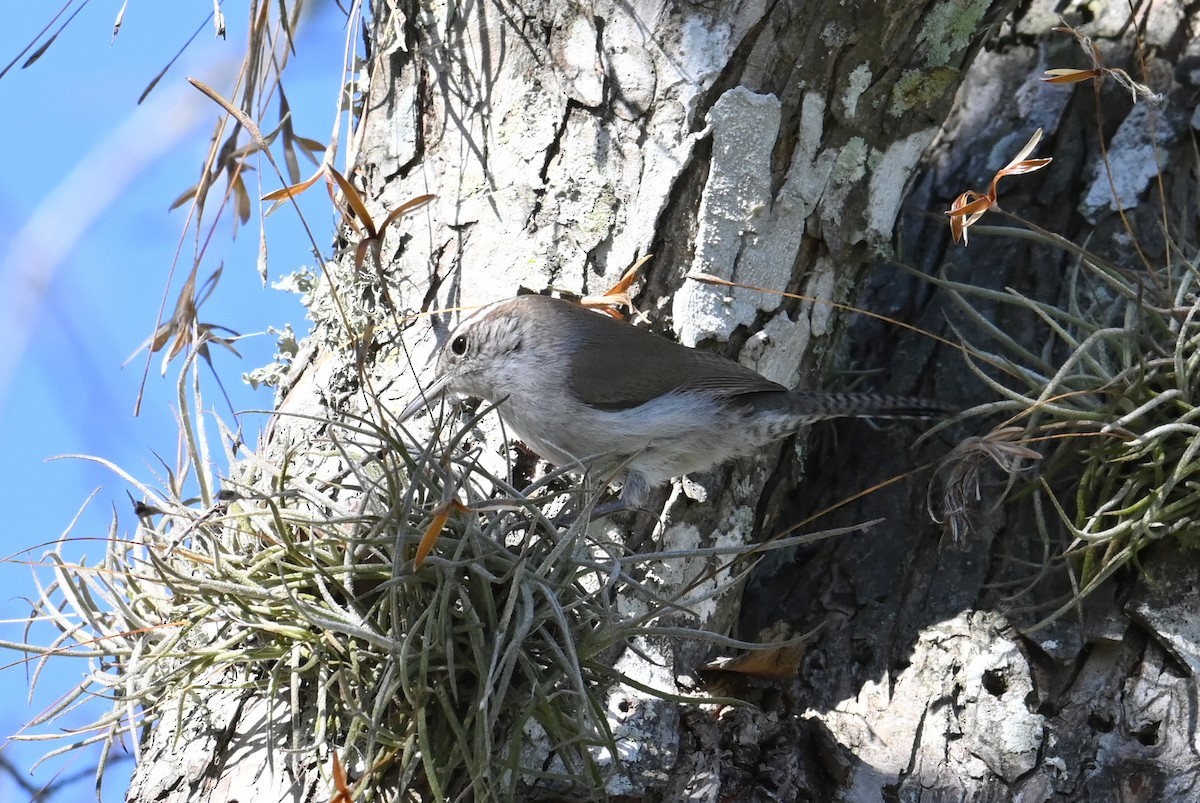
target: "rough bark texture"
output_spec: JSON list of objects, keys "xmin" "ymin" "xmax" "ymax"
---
[
  {"xmin": 734, "ymin": 1, "xmax": 1200, "ymax": 801},
  {"xmin": 126, "ymin": 0, "xmax": 1200, "ymax": 801}
]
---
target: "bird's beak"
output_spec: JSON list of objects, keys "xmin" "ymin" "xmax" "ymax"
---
[{"xmin": 400, "ymin": 372, "xmax": 453, "ymax": 422}]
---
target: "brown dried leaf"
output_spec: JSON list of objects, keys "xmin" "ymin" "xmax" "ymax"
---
[
  {"xmin": 377, "ymin": 193, "xmax": 436, "ymax": 234},
  {"xmin": 353, "ymin": 238, "xmax": 375, "ymax": 271},
  {"xmin": 232, "ymin": 172, "xmax": 251, "ymax": 225},
  {"xmin": 946, "ymin": 128, "xmax": 1051, "ymax": 245},
  {"xmin": 414, "ymin": 500, "xmax": 468, "ymax": 568},
  {"xmin": 326, "ymin": 166, "xmax": 377, "ymax": 237},
  {"xmin": 293, "ymin": 136, "xmax": 327, "ymax": 159},
  {"xmin": 261, "ymin": 170, "xmax": 323, "ymax": 203},
  {"xmin": 996, "ymin": 158, "xmax": 1053, "ymax": 178},
  {"xmin": 188, "ymin": 78, "xmax": 267, "ymax": 147},
  {"xmin": 703, "ymin": 643, "xmax": 805, "ymax": 680},
  {"xmin": 1002, "ymin": 128, "xmax": 1045, "ymax": 171},
  {"xmin": 1041, "ymin": 68, "xmax": 1102, "ymax": 84},
  {"xmin": 947, "ymin": 191, "xmax": 991, "ymax": 244},
  {"xmin": 580, "ymin": 254, "xmax": 653, "ymax": 318},
  {"xmin": 330, "ymin": 751, "xmax": 352, "ymax": 803}
]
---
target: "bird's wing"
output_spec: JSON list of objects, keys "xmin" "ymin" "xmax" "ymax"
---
[{"xmin": 541, "ymin": 298, "xmax": 784, "ymax": 411}]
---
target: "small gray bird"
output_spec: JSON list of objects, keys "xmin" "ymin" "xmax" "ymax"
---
[{"xmin": 402, "ymin": 295, "xmax": 948, "ymax": 511}]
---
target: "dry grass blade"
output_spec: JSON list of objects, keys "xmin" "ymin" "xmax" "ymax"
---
[
  {"xmin": 690, "ymin": 272, "xmax": 965, "ymax": 354},
  {"xmin": 136, "ymin": 11, "xmax": 219, "ymax": 104},
  {"xmin": 112, "ymin": 1, "xmax": 128, "ymax": 40},
  {"xmin": 0, "ymin": 1, "xmax": 76, "ymax": 78}
]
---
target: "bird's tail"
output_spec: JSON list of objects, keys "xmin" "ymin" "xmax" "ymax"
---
[{"xmin": 781, "ymin": 390, "xmax": 955, "ymax": 421}]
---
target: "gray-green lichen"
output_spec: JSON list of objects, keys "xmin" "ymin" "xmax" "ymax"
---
[
  {"xmin": 890, "ymin": 66, "xmax": 959, "ymax": 117},
  {"xmin": 831, "ymin": 136, "xmax": 869, "ymax": 184},
  {"xmin": 243, "ymin": 324, "xmax": 298, "ymax": 390},
  {"xmin": 918, "ymin": 0, "xmax": 990, "ymax": 67},
  {"xmin": 842, "ymin": 63, "xmax": 873, "ymax": 119}
]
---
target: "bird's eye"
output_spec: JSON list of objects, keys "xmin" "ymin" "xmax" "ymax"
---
[{"xmin": 451, "ymin": 334, "xmax": 468, "ymax": 355}]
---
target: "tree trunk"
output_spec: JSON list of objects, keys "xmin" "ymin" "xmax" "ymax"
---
[
  {"xmin": 127, "ymin": 0, "xmax": 1200, "ymax": 801},
  {"xmin": 737, "ymin": 1, "xmax": 1200, "ymax": 800}
]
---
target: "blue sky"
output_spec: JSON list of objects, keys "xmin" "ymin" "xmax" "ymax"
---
[{"xmin": 0, "ymin": 4, "xmax": 344, "ymax": 799}]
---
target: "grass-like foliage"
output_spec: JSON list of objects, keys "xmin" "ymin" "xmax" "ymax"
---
[
  {"xmin": 6, "ymin": 4, "xmax": 820, "ymax": 800},
  {"xmin": 931, "ymin": 227, "xmax": 1200, "ymax": 626},
  {"xmin": 9, "ymin": 359, "xmax": 819, "ymax": 801},
  {"xmin": 7, "ymin": 364, "xmax": 621, "ymax": 800},
  {"xmin": 930, "ymin": 26, "xmax": 1193, "ymax": 628}
]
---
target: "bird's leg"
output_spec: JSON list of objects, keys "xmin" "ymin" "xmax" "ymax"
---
[
  {"xmin": 583, "ymin": 471, "xmax": 653, "ymax": 519},
  {"xmin": 548, "ymin": 471, "xmax": 653, "ymax": 524}
]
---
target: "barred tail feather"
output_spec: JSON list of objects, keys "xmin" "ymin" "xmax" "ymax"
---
[{"xmin": 784, "ymin": 390, "xmax": 954, "ymax": 421}]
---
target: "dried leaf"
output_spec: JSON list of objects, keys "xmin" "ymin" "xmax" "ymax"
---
[
  {"xmin": 947, "ymin": 191, "xmax": 992, "ymax": 244},
  {"xmin": 1048, "ymin": 20, "xmax": 1160, "ymax": 102},
  {"xmin": 996, "ymin": 158, "xmax": 1053, "ymax": 178},
  {"xmin": 188, "ymin": 78, "xmax": 267, "ymax": 147},
  {"xmin": 353, "ymin": 238, "xmax": 374, "ymax": 271},
  {"xmin": 1041, "ymin": 68, "xmax": 1102, "ymax": 84},
  {"xmin": 147, "ymin": 321, "xmax": 175, "ymax": 354},
  {"xmin": 1008, "ymin": 128, "xmax": 1043, "ymax": 166},
  {"xmin": 947, "ymin": 192, "xmax": 992, "ymax": 219},
  {"xmin": 605, "ymin": 254, "xmax": 652, "ymax": 298},
  {"xmin": 414, "ymin": 500, "xmax": 468, "ymax": 567},
  {"xmin": 262, "ymin": 171, "xmax": 323, "ymax": 203},
  {"xmin": 232, "ymin": 173, "xmax": 252, "ymax": 225},
  {"xmin": 703, "ymin": 643, "xmax": 805, "ymax": 680},
  {"xmin": 128, "ymin": 266, "xmax": 238, "ymax": 375},
  {"xmin": 278, "ymin": 90, "xmax": 301, "ymax": 183},
  {"xmin": 946, "ymin": 128, "xmax": 1051, "ymax": 245},
  {"xmin": 278, "ymin": 0, "xmax": 299, "ymax": 56},
  {"xmin": 330, "ymin": 752, "xmax": 352, "ymax": 803},
  {"xmin": 293, "ymin": 136, "xmax": 328, "ymax": 159},
  {"xmin": 377, "ymin": 193, "xmax": 436, "ymax": 233},
  {"xmin": 1, "ymin": 2, "xmax": 74, "ymax": 80},
  {"xmin": 169, "ymin": 184, "xmax": 200, "ymax": 210},
  {"xmin": 138, "ymin": 12, "xmax": 215, "ymax": 104},
  {"xmin": 195, "ymin": 266, "xmax": 223, "ymax": 307},
  {"xmin": 580, "ymin": 254, "xmax": 653, "ymax": 318},
  {"xmin": 257, "ymin": 219, "xmax": 269, "ymax": 286},
  {"xmin": 326, "ymin": 166, "xmax": 377, "ymax": 236}
]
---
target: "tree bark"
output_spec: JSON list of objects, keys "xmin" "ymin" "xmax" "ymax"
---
[
  {"xmin": 125, "ymin": 1, "xmax": 1200, "ymax": 801},
  {"xmin": 736, "ymin": 1, "xmax": 1200, "ymax": 800}
]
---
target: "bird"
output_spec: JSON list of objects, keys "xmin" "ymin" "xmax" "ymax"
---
[{"xmin": 401, "ymin": 294, "xmax": 950, "ymax": 512}]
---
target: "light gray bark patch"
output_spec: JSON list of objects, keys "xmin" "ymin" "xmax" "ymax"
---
[
  {"xmin": 1080, "ymin": 103, "xmax": 1180, "ymax": 221},
  {"xmin": 550, "ymin": 10, "xmax": 606, "ymax": 108},
  {"xmin": 675, "ymin": 86, "xmax": 783, "ymax": 346}
]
